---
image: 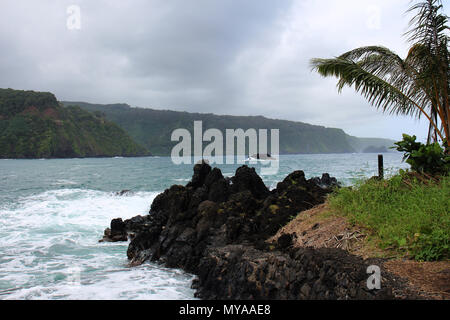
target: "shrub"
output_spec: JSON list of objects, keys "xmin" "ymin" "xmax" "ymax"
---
[
  {"xmin": 411, "ymin": 229, "xmax": 449, "ymax": 261},
  {"xmin": 393, "ymin": 134, "xmax": 449, "ymax": 175}
]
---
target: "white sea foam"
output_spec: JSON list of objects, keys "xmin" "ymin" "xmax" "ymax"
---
[
  {"xmin": 173, "ymin": 178, "xmax": 190, "ymax": 182},
  {"xmin": 0, "ymin": 189, "xmax": 197, "ymax": 300}
]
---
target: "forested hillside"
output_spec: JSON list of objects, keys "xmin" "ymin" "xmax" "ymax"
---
[
  {"xmin": 63, "ymin": 101, "xmax": 394, "ymax": 156},
  {"xmin": 0, "ymin": 89, "xmax": 149, "ymax": 158}
]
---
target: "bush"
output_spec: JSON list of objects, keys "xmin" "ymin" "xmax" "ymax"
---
[
  {"xmin": 411, "ymin": 229, "xmax": 449, "ymax": 261},
  {"xmin": 393, "ymin": 134, "xmax": 449, "ymax": 175}
]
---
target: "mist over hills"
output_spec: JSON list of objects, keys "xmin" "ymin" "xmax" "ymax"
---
[{"xmin": 62, "ymin": 101, "xmax": 395, "ymax": 156}]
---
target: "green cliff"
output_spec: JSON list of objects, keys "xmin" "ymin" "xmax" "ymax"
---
[{"xmin": 0, "ymin": 89, "xmax": 149, "ymax": 158}]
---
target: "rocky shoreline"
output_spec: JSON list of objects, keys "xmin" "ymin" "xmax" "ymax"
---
[{"xmin": 101, "ymin": 162, "xmax": 414, "ymax": 299}]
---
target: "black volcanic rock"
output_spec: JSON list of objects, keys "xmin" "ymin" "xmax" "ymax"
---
[
  {"xmin": 99, "ymin": 218, "xmax": 128, "ymax": 242},
  {"xmin": 277, "ymin": 233, "xmax": 294, "ymax": 250},
  {"xmin": 310, "ymin": 173, "xmax": 340, "ymax": 189},
  {"xmin": 276, "ymin": 170, "xmax": 308, "ymax": 193},
  {"xmin": 230, "ymin": 166, "xmax": 269, "ymax": 200},
  {"xmin": 111, "ymin": 218, "xmax": 126, "ymax": 235},
  {"xmin": 187, "ymin": 161, "xmax": 212, "ymax": 189},
  {"xmin": 101, "ymin": 164, "xmax": 411, "ymax": 299},
  {"xmin": 194, "ymin": 245, "xmax": 398, "ymax": 300}
]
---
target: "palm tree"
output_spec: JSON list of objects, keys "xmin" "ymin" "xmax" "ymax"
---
[{"xmin": 311, "ymin": 0, "xmax": 449, "ymax": 150}]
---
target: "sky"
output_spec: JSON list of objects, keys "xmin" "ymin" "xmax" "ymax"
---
[{"xmin": 1, "ymin": 0, "xmax": 448, "ymax": 142}]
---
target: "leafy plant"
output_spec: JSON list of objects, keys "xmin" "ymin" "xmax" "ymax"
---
[
  {"xmin": 411, "ymin": 229, "xmax": 449, "ymax": 261},
  {"xmin": 394, "ymin": 134, "xmax": 449, "ymax": 174}
]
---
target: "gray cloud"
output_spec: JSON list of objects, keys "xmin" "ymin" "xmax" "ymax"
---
[{"xmin": 1, "ymin": 0, "xmax": 447, "ymax": 141}]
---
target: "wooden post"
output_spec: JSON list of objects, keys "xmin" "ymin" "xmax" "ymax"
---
[{"xmin": 378, "ymin": 154, "xmax": 384, "ymax": 180}]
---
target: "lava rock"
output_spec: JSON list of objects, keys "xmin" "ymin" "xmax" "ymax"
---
[
  {"xmin": 188, "ymin": 160, "xmax": 212, "ymax": 189},
  {"xmin": 111, "ymin": 218, "xmax": 126, "ymax": 235},
  {"xmin": 277, "ymin": 233, "xmax": 294, "ymax": 250},
  {"xmin": 230, "ymin": 166, "xmax": 270, "ymax": 200},
  {"xmin": 311, "ymin": 173, "xmax": 340, "ymax": 189},
  {"xmin": 115, "ymin": 189, "xmax": 134, "ymax": 196},
  {"xmin": 99, "ymin": 218, "xmax": 128, "ymax": 242},
  {"xmin": 100, "ymin": 163, "xmax": 412, "ymax": 300}
]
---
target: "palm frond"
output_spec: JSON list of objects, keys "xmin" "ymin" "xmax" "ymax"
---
[
  {"xmin": 311, "ymin": 57, "xmax": 416, "ymax": 115},
  {"xmin": 310, "ymin": 0, "xmax": 449, "ymax": 146}
]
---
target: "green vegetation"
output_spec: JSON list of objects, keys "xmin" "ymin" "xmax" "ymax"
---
[
  {"xmin": 329, "ymin": 172, "xmax": 450, "ymax": 261},
  {"xmin": 394, "ymin": 134, "xmax": 449, "ymax": 175},
  {"xmin": 312, "ymin": 0, "xmax": 449, "ymax": 262},
  {"xmin": 312, "ymin": 0, "xmax": 449, "ymax": 149},
  {"xmin": 61, "ymin": 101, "xmax": 394, "ymax": 156},
  {"xmin": 0, "ymin": 88, "xmax": 149, "ymax": 158}
]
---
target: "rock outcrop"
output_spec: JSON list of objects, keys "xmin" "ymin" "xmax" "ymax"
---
[
  {"xmin": 193, "ymin": 245, "xmax": 396, "ymax": 299},
  {"xmin": 101, "ymin": 162, "xmax": 409, "ymax": 299}
]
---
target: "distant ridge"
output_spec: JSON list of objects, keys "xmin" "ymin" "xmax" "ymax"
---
[{"xmin": 62, "ymin": 101, "xmax": 395, "ymax": 156}]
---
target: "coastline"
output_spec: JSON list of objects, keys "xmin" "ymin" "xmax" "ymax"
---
[
  {"xmin": 0, "ymin": 151, "xmax": 400, "ymax": 161},
  {"xmin": 101, "ymin": 161, "xmax": 420, "ymax": 300},
  {"xmin": 0, "ymin": 154, "xmax": 153, "ymax": 160},
  {"xmin": 1, "ymin": 155, "xmax": 441, "ymax": 299}
]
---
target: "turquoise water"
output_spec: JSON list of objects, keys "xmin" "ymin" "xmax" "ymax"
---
[{"xmin": 0, "ymin": 154, "xmax": 408, "ymax": 299}]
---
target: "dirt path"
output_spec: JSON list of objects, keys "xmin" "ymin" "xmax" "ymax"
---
[{"xmin": 270, "ymin": 203, "xmax": 450, "ymax": 300}]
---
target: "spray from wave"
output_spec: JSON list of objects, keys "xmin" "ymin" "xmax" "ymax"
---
[{"xmin": 0, "ymin": 189, "xmax": 197, "ymax": 300}]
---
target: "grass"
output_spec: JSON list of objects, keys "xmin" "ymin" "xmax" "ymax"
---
[{"xmin": 329, "ymin": 171, "xmax": 450, "ymax": 261}]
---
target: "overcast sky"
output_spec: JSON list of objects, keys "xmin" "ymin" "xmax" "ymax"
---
[{"xmin": 1, "ymin": 0, "xmax": 448, "ymax": 141}]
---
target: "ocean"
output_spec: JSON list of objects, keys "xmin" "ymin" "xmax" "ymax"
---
[{"xmin": 0, "ymin": 153, "xmax": 408, "ymax": 299}]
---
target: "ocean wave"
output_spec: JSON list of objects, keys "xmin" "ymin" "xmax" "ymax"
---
[{"xmin": 0, "ymin": 188, "xmax": 196, "ymax": 300}]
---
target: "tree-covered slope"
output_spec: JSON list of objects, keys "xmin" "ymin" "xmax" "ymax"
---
[
  {"xmin": 63, "ymin": 101, "xmax": 357, "ymax": 156},
  {"xmin": 0, "ymin": 89, "xmax": 149, "ymax": 158},
  {"xmin": 63, "ymin": 101, "xmax": 395, "ymax": 156}
]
